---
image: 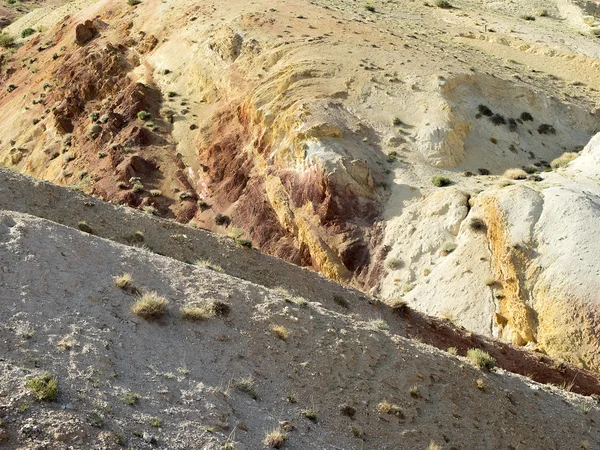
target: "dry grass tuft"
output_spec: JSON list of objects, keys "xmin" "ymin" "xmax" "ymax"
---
[
  {"xmin": 270, "ymin": 324, "xmax": 289, "ymax": 341},
  {"xmin": 377, "ymin": 400, "xmax": 404, "ymax": 418},
  {"xmin": 131, "ymin": 292, "xmax": 168, "ymax": 319},
  {"xmin": 551, "ymin": 152, "xmax": 578, "ymax": 169},
  {"xmin": 115, "ymin": 273, "xmax": 133, "ymax": 289},
  {"xmin": 503, "ymin": 168, "xmax": 528, "ymax": 180},
  {"xmin": 263, "ymin": 429, "xmax": 287, "ymax": 448},
  {"xmin": 180, "ymin": 304, "xmax": 215, "ymax": 321}
]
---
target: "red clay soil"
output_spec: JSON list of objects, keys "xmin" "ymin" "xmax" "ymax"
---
[{"xmin": 388, "ymin": 305, "xmax": 600, "ymax": 397}]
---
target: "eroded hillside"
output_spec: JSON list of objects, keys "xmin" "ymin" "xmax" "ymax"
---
[{"xmin": 2, "ymin": 0, "xmax": 600, "ymax": 374}]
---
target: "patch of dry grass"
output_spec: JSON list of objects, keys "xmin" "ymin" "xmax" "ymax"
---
[
  {"xmin": 551, "ymin": 152, "xmax": 578, "ymax": 169},
  {"xmin": 270, "ymin": 324, "xmax": 289, "ymax": 341},
  {"xmin": 503, "ymin": 168, "xmax": 528, "ymax": 180},
  {"xmin": 131, "ymin": 292, "xmax": 168, "ymax": 319},
  {"xmin": 115, "ymin": 273, "xmax": 132, "ymax": 289},
  {"xmin": 263, "ymin": 429, "xmax": 287, "ymax": 448}
]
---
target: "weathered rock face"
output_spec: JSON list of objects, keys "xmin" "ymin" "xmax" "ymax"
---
[{"xmin": 3, "ymin": 0, "xmax": 600, "ymax": 373}]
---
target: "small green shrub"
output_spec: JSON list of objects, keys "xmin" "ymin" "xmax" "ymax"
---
[
  {"xmin": 467, "ymin": 348, "xmax": 496, "ymax": 371},
  {"xmin": 148, "ymin": 417, "xmax": 161, "ymax": 427},
  {"xmin": 122, "ymin": 392, "xmax": 140, "ymax": 405},
  {"xmin": 303, "ymin": 409, "xmax": 318, "ymax": 421},
  {"xmin": 137, "ymin": 110, "xmax": 151, "ymax": 121},
  {"xmin": 365, "ymin": 4, "xmax": 376, "ymax": 12},
  {"xmin": 26, "ymin": 373, "xmax": 58, "ymax": 401},
  {"xmin": 432, "ymin": 176, "xmax": 451, "ymax": 187},
  {"xmin": 0, "ymin": 33, "xmax": 15, "ymax": 48},
  {"xmin": 128, "ymin": 0, "xmax": 141, "ymax": 5},
  {"xmin": 21, "ymin": 28, "xmax": 35, "ymax": 38}
]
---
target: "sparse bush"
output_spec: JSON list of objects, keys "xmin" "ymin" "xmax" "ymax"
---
[
  {"xmin": 148, "ymin": 417, "xmax": 161, "ymax": 427},
  {"xmin": 476, "ymin": 378, "xmax": 485, "ymax": 390},
  {"xmin": 115, "ymin": 273, "xmax": 133, "ymax": 289},
  {"xmin": 263, "ymin": 429, "xmax": 287, "ymax": 448},
  {"xmin": 137, "ymin": 110, "xmax": 151, "ymax": 120},
  {"xmin": 235, "ymin": 237, "xmax": 252, "ymax": 248},
  {"xmin": 303, "ymin": 409, "xmax": 318, "ymax": 421},
  {"xmin": 478, "ymin": 168, "xmax": 491, "ymax": 175},
  {"xmin": 409, "ymin": 384, "xmax": 420, "ymax": 398},
  {"xmin": 521, "ymin": 14, "xmax": 536, "ymax": 21},
  {"xmin": 132, "ymin": 182, "xmax": 144, "ymax": 193},
  {"xmin": 235, "ymin": 377, "xmax": 257, "ymax": 399},
  {"xmin": 131, "ymin": 292, "xmax": 168, "ymax": 319},
  {"xmin": 431, "ymin": 176, "xmax": 451, "ymax": 187},
  {"xmin": 469, "ymin": 218, "xmax": 486, "ymax": 232},
  {"xmin": 435, "ymin": 0, "xmax": 452, "ymax": 8},
  {"xmin": 122, "ymin": 392, "xmax": 140, "ymax": 405},
  {"xmin": 520, "ymin": 112, "xmax": 533, "ymax": 122},
  {"xmin": 351, "ymin": 425, "xmax": 363, "ymax": 437},
  {"xmin": 77, "ymin": 221, "xmax": 94, "ymax": 234},
  {"xmin": 490, "ymin": 114, "xmax": 506, "ymax": 125},
  {"xmin": 149, "ymin": 189, "xmax": 162, "ymax": 197},
  {"xmin": 447, "ymin": 347, "xmax": 457, "ymax": 355},
  {"xmin": 214, "ymin": 213, "xmax": 231, "ymax": 226},
  {"xmin": 477, "ymin": 104, "xmax": 493, "ymax": 117},
  {"xmin": 21, "ymin": 28, "xmax": 35, "ymax": 38},
  {"xmin": 26, "ymin": 373, "xmax": 58, "ymax": 401},
  {"xmin": 0, "ymin": 33, "xmax": 15, "ymax": 48},
  {"xmin": 365, "ymin": 4, "xmax": 376, "ymax": 12},
  {"xmin": 270, "ymin": 324, "xmax": 289, "ymax": 341},
  {"xmin": 538, "ymin": 123, "xmax": 556, "ymax": 135},
  {"xmin": 551, "ymin": 152, "xmax": 578, "ymax": 169},
  {"xmin": 467, "ymin": 348, "xmax": 496, "ymax": 371},
  {"xmin": 503, "ymin": 168, "xmax": 527, "ymax": 180}
]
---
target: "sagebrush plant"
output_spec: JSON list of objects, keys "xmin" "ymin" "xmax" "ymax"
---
[
  {"xmin": 131, "ymin": 292, "xmax": 168, "ymax": 319},
  {"xmin": 431, "ymin": 175, "xmax": 451, "ymax": 187},
  {"xmin": 467, "ymin": 348, "xmax": 496, "ymax": 371},
  {"xmin": 26, "ymin": 373, "xmax": 58, "ymax": 401}
]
